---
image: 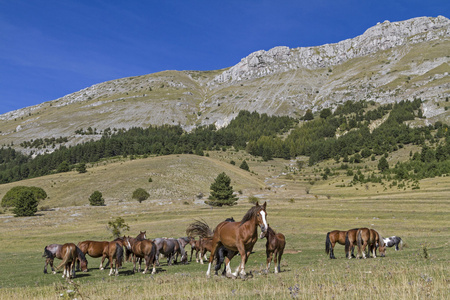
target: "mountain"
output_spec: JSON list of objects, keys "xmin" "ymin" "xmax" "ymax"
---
[{"xmin": 0, "ymin": 16, "xmax": 449, "ymax": 154}]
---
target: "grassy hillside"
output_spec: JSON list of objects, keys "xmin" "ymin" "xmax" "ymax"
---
[{"xmin": 0, "ymin": 152, "xmax": 448, "ymax": 299}]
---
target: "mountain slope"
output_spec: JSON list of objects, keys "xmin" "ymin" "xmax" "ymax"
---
[{"xmin": 0, "ymin": 16, "xmax": 449, "ymax": 153}]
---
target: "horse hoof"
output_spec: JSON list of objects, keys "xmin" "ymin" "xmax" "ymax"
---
[
  {"xmin": 100, "ymin": 268, "xmax": 104, "ymax": 270},
  {"xmin": 53, "ymin": 271, "xmax": 57, "ymax": 275}
]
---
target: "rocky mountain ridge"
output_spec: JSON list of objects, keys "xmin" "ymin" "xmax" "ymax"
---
[{"xmin": 0, "ymin": 16, "xmax": 449, "ymax": 153}]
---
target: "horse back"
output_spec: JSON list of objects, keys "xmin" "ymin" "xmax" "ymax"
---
[{"xmin": 275, "ymin": 233, "xmax": 286, "ymax": 250}]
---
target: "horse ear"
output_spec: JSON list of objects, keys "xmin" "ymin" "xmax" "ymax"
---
[
  {"xmin": 263, "ymin": 201, "xmax": 267, "ymax": 209},
  {"xmin": 255, "ymin": 201, "xmax": 259, "ymax": 206}
]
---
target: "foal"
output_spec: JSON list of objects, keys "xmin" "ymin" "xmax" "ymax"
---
[{"xmin": 260, "ymin": 225, "xmax": 285, "ymax": 274}]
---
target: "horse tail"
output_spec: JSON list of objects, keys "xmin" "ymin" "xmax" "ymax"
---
[
  {"xmin": 56, "ymin": 247, "xmax": 70, "ymax": 270},
  {"xmin": 355, "ymin": 229, "xmax": 361, "ymax": 258},
  {"xmin": 150, "ymin": 241, "xmax": 157, "ymax": 264},
  {"xmin": 325, "ymin": 232, "xmax": 331, "ymax": 254},
  {"xmin": 399, "ymin": 237, "xmax": 403, "ymax": 250},
  {"xmin": 186, "ymin": 219, "xmax": 213, "ymax": 239},
  {"xmin": 344, "ymin": 232, "xmax": 350, "ymax": 254},
  {"xmin": 115, "ymin": 242, "xmax": 123, "ymax": 267}
]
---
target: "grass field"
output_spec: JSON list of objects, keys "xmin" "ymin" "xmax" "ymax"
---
[{"xmin": 0, "ymin": 152, "xmax": 449, "ymax": 299}]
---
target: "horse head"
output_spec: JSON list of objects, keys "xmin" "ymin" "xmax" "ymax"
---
[
  {"xmin": 123, "ymin": 236, "xmax": 133, "ymax": 250},
  {"xmin": 255, "ymin": 201, "xmax": 268, "ymax": 237}
]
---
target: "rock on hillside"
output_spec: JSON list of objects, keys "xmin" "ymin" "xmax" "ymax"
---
[{"xmin": 0, "ymin": 16, "xmax": 449, "ymax": 153}]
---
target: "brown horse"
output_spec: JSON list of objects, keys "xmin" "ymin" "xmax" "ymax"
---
[
  {"xmin": 205, "ymin": 201, "xmax": 268, "ymax": 278},
  {"xmin": 56, "ymin": 243, "xmax": 78, "ymax": 279},
  {"xmin": 77, "ymin": 240, "xmax": 110, "ymax": 269},
  {"xmin": 356, "ymin": 228, "xmax": 386, "ymax": 259},
  {"xmin": 344, "ymin": 228, "xmax": 359, "ymax": 259},
  {"xmin": 43, "ymin": 244, "xmax": 88, "ymax": 274},
  {"xmin": 260, "ymin": 225, "xmax": 285, "ymax": 274},
  {"xmin": 325, "ymin": 230, "xmax": 348, "ymax": 259},
  {"xmin": 124, "ymin": 236, "xmax": 157, "ymax": 274},
  {"xmin": 104, "ymin": 241, "xmax": 124, "ymax": 276}
]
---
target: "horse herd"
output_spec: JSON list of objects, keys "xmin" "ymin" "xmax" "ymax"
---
[
  {"xmin": 325, "ymin": 228, "xmax": 403, "ymax": 259},
  {"xmin": 42, "ymin": 201, "xmax": 403, "ymax": 280},
  {"xmin": 43, "ymin": 201, "xmax": 287, "ymax": 280}
]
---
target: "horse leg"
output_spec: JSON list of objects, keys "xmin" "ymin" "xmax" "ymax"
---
[
  {"xmin": 273, "ymin": 249, "xmax": 279, "ymax": 274},
  {"xmin": 232, "ymin": 244, "xmax": 247, "ymax": 278},
  {"xmin": 362, "ymin": 241, "xmax": 367, "ymax": 259},
  {"xmin": 265, "ymin": 248, "xmax": 272, "ymax": 274},
  {"xmin": 199, "ymin": 249, "xmax": 204, "ymax": 264},
  {"xmin": 71, "ymin": 260, "xmax": 76, "ymax": 279},
  {"xmin": 330, "ymin": 242, "xmax": 336, "ymax": 259},
  {"xmin": 206, "ymin": 240, "xmax": 221, "ymax": 277},
  {"xmin": 277, "ymin": 250, "xmax": 283, "ymax": 273}
]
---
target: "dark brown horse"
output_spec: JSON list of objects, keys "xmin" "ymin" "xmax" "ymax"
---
[
  {"xmin": 77, "ymin": 240, "xmax": 110, "ymax": 269},
  {"xmin": 204, "ymin": 201, "xmax": 268, "ymax": 278},
  {"xmin": 260, "ymin": 225, "xmax": 285, "ymax": 274},
  {"xmin": 43, "ymin": 244, "xmax": 88, "ymax": 274},
  {"xmin": 356, "ymin": 228, "xmax": 386, "ymax": 259},
  {"xmin": 325, "ymin": 230, "xmax": 348, "ymax": 259},
  {"xmin": 56, "ymin": 243, "xmax": 78, "ymax": 279},
  {"xmin": 187, "ymin": 237, "xmax": 201, "ymax": 262},
  {"xmin": 123, "ymin": 236, "xmax": 157, "ymax": 274},
  {"xmin": 344, "ymin": 228, "xmax": 359, "ymax": 259}
]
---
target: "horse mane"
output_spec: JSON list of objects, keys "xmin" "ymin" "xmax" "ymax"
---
[
  {"xmin": 239, "ymin": 205, "xmax": 262, "ymax": 226},
  {"xmin": 377, "ymin": 230, "xmax": 385, "ymax": 247},
  {"xmin": 76, "ymin": 246, "xmax": 87, "ymax": 262},
  {"xmin": 186, "ymin": 219, "xmax": 213, "ymax": 238}
]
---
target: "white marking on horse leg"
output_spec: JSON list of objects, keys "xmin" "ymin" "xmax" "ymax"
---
[
  {"xmin": 267, "ymin": 262, "xmax": 271, "ymax": 273},
  {"xmin": 274, "ymin": 264, "xmax": 278, "ymax": 274},
  {"xmin": 226, "ymin": 261, "xmax": 232, "ymax": 276},
  {"xmin": 109, "ymin": 268, "xmax": 113, "ymax": 276},
  {"xmin": 152, "ymin": 266, "xmax": 156, "ymax": 274},
  {"xmin": 99, "ymin": 262, "xmax": 103, "ymax": 270},
  {"xmin": 206, "ymin": 262, "xmax": 212, "ymax": 276}
]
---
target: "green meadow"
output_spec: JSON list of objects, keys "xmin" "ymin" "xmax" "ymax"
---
[{"xmin": 0, "ymin": 153, "xmax": 448, "ymax": 299}]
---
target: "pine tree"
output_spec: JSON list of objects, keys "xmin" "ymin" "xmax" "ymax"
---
[
  {"xmin": 206, "ymin": 172, "xmax": 238, "ymax": 207},
  {"xmin": 239, "ymin": 160, "xmax": 250, "ymax": 171},
  {"xmin": 378, "ymin": 156, "xmax": 389, "ymax": 172}
]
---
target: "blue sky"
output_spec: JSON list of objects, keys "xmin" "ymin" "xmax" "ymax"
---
[{"xmin": 0, "ymin": 0, "xmax": 448, "ymax": 115}]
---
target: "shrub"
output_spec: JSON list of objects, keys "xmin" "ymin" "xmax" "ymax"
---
[
  {"xmin": 248, "ymin": 195, "xmax": 259, "ymax": 204},
  {"xmin": 1, "ymin": 186, "xmax": 47, "ymax": 207},
  {"xmin": 239, "ymin": 160, "xmax": 250, "ymax": 171},
  {"xmin": 107, "ymin": 217, "xmax": 130, "ymax": 238},
  {"xmin": 132, "ymin": 188, "xmax": 150, "ymax": 203},
  {"xmin": 13, "ymin": 190, "xmax": 38, "ymax": 217},
  {"xmin": 89, "ymin": 191, "xmax": 105, "ymax": 206},
  {"xmin": 76, "ymin": 163, "xmax": 87, "ymax": 173}
]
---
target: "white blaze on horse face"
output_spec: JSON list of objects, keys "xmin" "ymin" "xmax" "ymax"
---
[{"xmin": 260, "ymin": 210, "xmax": 268, "ymax": 232}]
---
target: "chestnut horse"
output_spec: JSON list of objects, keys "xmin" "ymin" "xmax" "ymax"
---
[
  {"xmin": 206, "ymin": 202, "xmax": 268, "ymax": 278},
  {"xmin": 124, "ymin": 236, "xmax": 157, "ymax": 274},
  {"xmin": 77, "ymin": 240, "xmax": 110, "ymax": 269},
  {"xmin": 356, "ymin": 228, "xmax": 386, "ymax": 259},
  {"xmin": 260, "ymin": 225, "xmax": 285, "ymax": 274},
  {"xmin": 56, "ymin": 243, "xmax": 78, "ymax": 279},
  {"xmin": 43, "ymin": 244, "xmax": 88, "ymax": 274},
  {"xmin": 325, "ymin": 230, "xmax": 348, "ymax": 259},
  {"xmin": 104, "ymin": 241, "xmax": 124, "ymax": 276},
  {"xmin": 344, "ymin": 228, "xmax": 359, "ymax": 259}
]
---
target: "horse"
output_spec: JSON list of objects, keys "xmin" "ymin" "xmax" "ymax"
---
[
  {"xmin": 383, "ymin": 236, "xmax": 403, "ymax": 251},
  {"xmin": 43, "ymin": 244, "xmax": 88, "ymax": 274},
  {"xmin": 55, "ymin": 243, "xmax": 78, "ymax": 279},
  {"xmin": 344, "ymin": 228, "xmax": 359, "ymax": 259},
  {"xmin": 356, "ymin": 228, "xmax": 386, "ymax": 259},
  {"xmin": 104, "ymin": 241, "xmax": 124, "ymax": 276},
  {"xmin": 77, "ymin": 240, "xmax": 110, "ymax": 269},
  {"xmin": 204, "ymin": 201, "xmax": 268, "ymax": 278},
  {"xmin": 156, "ymin": 238, "xmax": 186, "ymax": 266},
  {"xmin": 325, "ymin": 230, "xmax": 348, "ymax": 259},
  {"xmin": 261, "ymin": 225, "xmax": 285, "ymax": 274},
  {"xmin": 124, "ymin": 236, "xmax": 157, "ymax": 274},
  {"xmin": 152, "ymin": 237, "xmax": 166, "ymax": 266},
  {"xmin": 175, "ymin": 237, "xmax": 191, "ymax": 263}
]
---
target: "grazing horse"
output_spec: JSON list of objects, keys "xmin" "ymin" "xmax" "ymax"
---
[
  {"xmin": 344, "ymin": 228, "xmax": 359, "ymax": 259},
  {"xmin": 77, "ymin": 240, "xmax": 111, "ymax": 269},
  {"xmin": 104, "ymin": 241, "xmax": 124, "ymax": 276},
  {"xmin": 325, "ymin": 230, "xmax": 348, "ymax": 259},
  {"xmin": 383, "ymin": 236, "xmax": 403, "ymax": 251},
  {"xmin": 261, "ymin": 225, "xmax": 285, "ymax": 274},
  {"xmin": 175, "ymin": 237, "xmax": 191, "ymax": 263},
  {"xmin": 356, "ymin": 228, "xmax": 386, "ymax": 259},
  {"xmin": 206, "ymin": 202, "xmax": 268, "ymax": 278},
  {"xmin": 124, "ymin": 236, "xmax": 157, "ymax": 274},
  {"xmin": 56, "ymin": 243, "xmax": 78, "ymax": 279},
  {"xmin": 43, "ymin": 244, "xmax": 88, "ymax": 274}
]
